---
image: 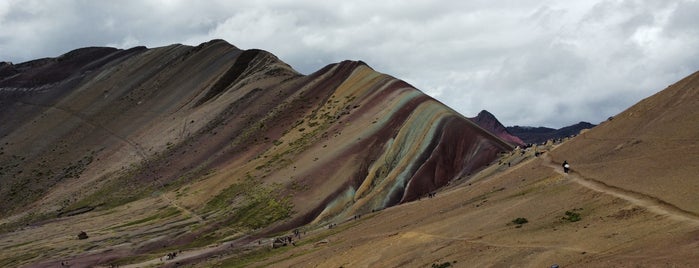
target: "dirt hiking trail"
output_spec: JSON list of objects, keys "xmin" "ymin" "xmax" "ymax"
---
[{"xmin": 542, "ymin": 154, "xmax": 699, "ymax": 225}]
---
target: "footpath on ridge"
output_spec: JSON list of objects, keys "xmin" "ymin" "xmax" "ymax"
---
[{"xmin": 541, "ymin": 154, "xmax": 699, "ymax": 225}]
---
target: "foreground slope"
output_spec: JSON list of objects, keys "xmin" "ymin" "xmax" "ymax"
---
[
  {"xmin": 211, "ymin": 71, "xmax": 699, "ymax": 267},
  {"xmin": 0, "ymin": 41, "xmax": 511, "ymax": 266},
  {"xmin": 552, "ymin": 71, "xmax": 699, "ymax": 214}
]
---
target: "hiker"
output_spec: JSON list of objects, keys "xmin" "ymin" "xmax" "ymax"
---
[{"xmin": 562, "ymin": 161, "xmax": 570, "ymax": 173}]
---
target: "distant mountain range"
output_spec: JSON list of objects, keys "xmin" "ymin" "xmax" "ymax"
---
[
  {"xmin": 469, "ymin": 110, "xmax": 595, "ymax": 147},
  {"xmin": 506, "ymin": 122, "xmax": 596, "ymax": 145}
]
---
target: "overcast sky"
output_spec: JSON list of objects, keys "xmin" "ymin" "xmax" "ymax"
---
[{"xmin": 2, "ymin": 0, "xmax": 698, "ymax": 127}]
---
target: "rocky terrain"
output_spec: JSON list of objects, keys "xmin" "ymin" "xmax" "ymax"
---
[{"xmin": 0, "ymin": 40, "xmax": 512, "ymax": 267}]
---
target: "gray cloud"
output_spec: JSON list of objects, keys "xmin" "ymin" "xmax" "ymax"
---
[{"xmin": 1, "ymin": 0, "xmax": 698, "ymax": 127}]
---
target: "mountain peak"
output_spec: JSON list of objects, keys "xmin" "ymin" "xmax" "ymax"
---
[
  {"xmin": 476, "ymin": 110, "xmax": 497, "ymax": 120},
  {"xmin": 0, "ymin": 41, "xmax": 513, "ymax": 267},
  {"xmin": 197, "ymin": 38, "xmax": 239, "ymax": 50},
  {"xmin": 470, "ymin": 110, "xmax": 525, "ymax": 147}
]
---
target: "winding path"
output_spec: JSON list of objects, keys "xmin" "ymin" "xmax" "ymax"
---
[{"xmin": 541, "ymin": 154, "xmax": 699, "ymax": 225}]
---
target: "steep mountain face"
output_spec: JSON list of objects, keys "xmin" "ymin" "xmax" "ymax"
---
[
  {"xmin": 469, "ymin": 110, "xmax": 525, "ymax": 147},
  {"xmin": 507, "ymin": 121, "xmax": 596, "ymax": 144},
  {"xmin": 0, "ymin": 40, "xmax": 511, "ymax": 266},
  {"xmin": 233, "ymin": 71, "xmax": 699, "ymax": 268}
]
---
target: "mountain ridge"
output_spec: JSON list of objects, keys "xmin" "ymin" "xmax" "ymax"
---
[
  {"xmin": 2, "ymin": 40, "xmax": 698, "ymax": 267},
  {"xmin": 0, "ymin": 40, "xmax": 513, "ymax": 266},
  {"xmin": 238, "ymin": 67, "xmax": 699, "ymax": 268},
  {"xmin": 507, "ymin": 121, "xmax": 596, "ymax": 144}
]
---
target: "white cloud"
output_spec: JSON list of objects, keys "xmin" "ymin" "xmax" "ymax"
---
[{"xmin": 1, "ymin": 0, "xmax": 698, "ymax": 128}]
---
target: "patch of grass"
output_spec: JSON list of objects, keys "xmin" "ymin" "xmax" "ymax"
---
[
  {"xmin": 0, "ymin": 248, "xmax": 44, "ymax": 267},
  {"xmin": 289, "ymin": 180, "xmax": 309, "ymax": 191},
  {"xmin": 204, "ymin": 176, "xmax": 293, "ymax": 230},
  {"xmin": 1, "ymin": 151, "xmax": 97, "ymax": 218},
  {"xmin": 563, "ymin": 210, "xmax": 582, "ymax": 222},
  {"xmin": 432, "ymin": 261, "xmax": 455, "ymax": 268},
  {"xmin": 0, "ymin": 212, "xmax": 52, "ymax": 235},
  {"xmin": 512, "ymin": 217, "xmax": 528, "ymax": 225},
  {"xmin": 66, "ymin": 178, "xmax": 140, "ymax": 211},
  {"xmin": 110, "ymin": 207, "xmax": 181, "ymax": 229},
  {"xmin": 1, "ymin": 239, "xmax": 35, "ymax": 250},
  {"xmin": 61, "ymin": 153, "xmax": 94, "ymax": 180},
  {"xmin": 182, "ymin": 231, "xmax": 226, "ymax": 249}
]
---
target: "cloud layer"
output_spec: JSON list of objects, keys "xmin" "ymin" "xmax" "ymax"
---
[{"xmin": 2, "ymin": 0, "xmax": 698, "ymax": 127}]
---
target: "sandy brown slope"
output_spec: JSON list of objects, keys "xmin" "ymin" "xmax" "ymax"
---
[
  {"xmin": 188, "ymin": 71, "xmax": 699, "ymax": 267},
  {"xmin": 552, "ymin": 70, "xmax": 699, "ymax": 215}
]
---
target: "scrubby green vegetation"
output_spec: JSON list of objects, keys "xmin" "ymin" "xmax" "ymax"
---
[
  {"xmin": 0, "ymin": 250, "xmax": 43, "ymax": 267},
  {"xmin": 61, "ymin": 153, "xmax": 94, "ymax": 180},
  {"xmin": 111, "ymin": 207, "xmax": 181, "ymax": 229},
  {"xmin": 564, "ymin": 210, "xmax": 582, "ymax": 222},
  {"xmin": 432, "ymin": 261, "xmax": 456, "ymax": 268},
  {"xmin": 0, "ymin": 212, "xmax": 52, "ymax": 235},
  {"xmin": 1, "ymin": 150, "xmax": 97, "ymax": 218},
  {"xmin": 65, "ymin": 170, "xmax": 145, "ymax": 211},
  {"xmin": 512, "ymin": 217, "xmax": 528, "ymax": 225},
  {"xmin": 205, "ymin": 176, "xmax": 293, "ymax": 230}
]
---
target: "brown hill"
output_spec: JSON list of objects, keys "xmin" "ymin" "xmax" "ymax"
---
[
  {"xmin": 552, "ymin": 71, "xmax": 699, "ymax": 215},
  {"xmin": 0, "ymin": 40, "xmax": 512, "ymax": 266},
  {"xmin": 183, "ymin": 71, "xmax": 699, "ymax": 267}
]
